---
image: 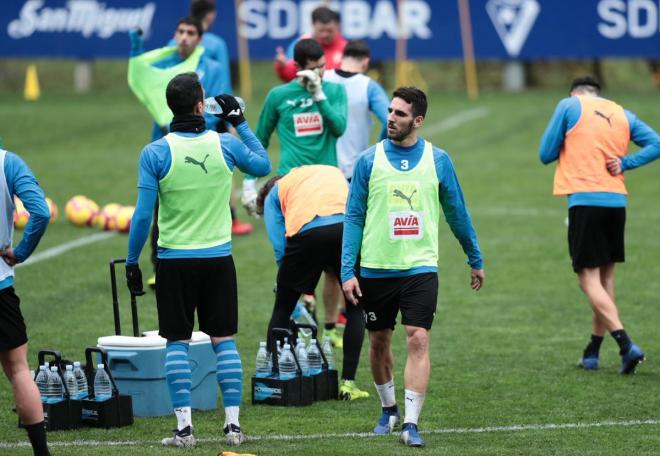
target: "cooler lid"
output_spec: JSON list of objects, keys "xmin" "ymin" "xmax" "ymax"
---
[{"xmin": 98, "ymin": 331, "xmax": 211, "ymax": 348}]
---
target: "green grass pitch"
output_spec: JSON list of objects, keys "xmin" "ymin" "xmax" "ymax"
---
[{"xmin": 0, "ymin": 63, "xmax": 658, "ymax": 455}]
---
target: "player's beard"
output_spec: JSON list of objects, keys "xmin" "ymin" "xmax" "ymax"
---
[{"xmin": 387, "ymin": 119, "xmax": 414, "ymax": 142}]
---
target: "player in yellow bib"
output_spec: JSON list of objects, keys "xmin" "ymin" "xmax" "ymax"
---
[{"xmin": 342, "ymin": 87, "xmax": 484, "ymax": 448}]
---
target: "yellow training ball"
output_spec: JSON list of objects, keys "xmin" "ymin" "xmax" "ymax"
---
[
  {"xmin": 65, "ymin": 195, "xmax": 98, "ymax": 227},
  {"xmin": 94, "ymin": 203, "xmax": 122, "ymax": 231},
  {"xmin": 115, "ymin": 206, "xmax": 134, "ymax": 234},
  {"xmin": 45, "ymin": 197, "xmax": 58, "ymax": 223},
  {"xmin": 13, "ymin": 197, "xmax": 29, "ymax": 230}
]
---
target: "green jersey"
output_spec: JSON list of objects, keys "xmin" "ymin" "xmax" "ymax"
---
[{"xmin": 256, "ymin": 80, "xmax": 347, "ymax": 175}]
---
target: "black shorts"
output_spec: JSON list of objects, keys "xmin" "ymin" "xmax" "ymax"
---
[
  {"xmin": 359, "ymin": 273, "xmax": 438, "ymax": 331},
  {"xmin": 277, "ymin": 223, "xmax": 342, "ymax": 294},
  {"xmin": 0, "ymin": 287, "xmax": 28, "ymax": 352},
  {"xmin": 568, "ymin": 206, "xmax": 625, "ymax": 272},
  {"xmin": 156, "ymin": 256, "xmax": 238, "ymax": 340}
]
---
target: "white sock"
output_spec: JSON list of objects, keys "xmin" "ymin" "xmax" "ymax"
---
[
  {"xmin": 174, "ymin": 406, "xmax": 192, "ymax": 431},
  {"xmin": 374, "ymin": 379, "xmax": 396, "ymax": 407},
  {"xmin": 403, "ymin": 389, "xmax": 426, "ymax": 425},
  {"xmin": 224, "ymin": 406, "xmax": 240, "ymax": 428}
]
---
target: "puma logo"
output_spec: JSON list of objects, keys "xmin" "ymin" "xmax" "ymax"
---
[
  {"xmin": 406, "ymin": 396, "xmax": 414, "ymax": 403},
  {"xmin": 393, "ymin": 189, "xmax": 417, "ymax": 210},
  {"xmin": 594, "ymin": 110, "xmax": 613, "ymax": 127},
  {"xmin": 184, "ymin": 154, "xmax": 209, "ymax": 174}
]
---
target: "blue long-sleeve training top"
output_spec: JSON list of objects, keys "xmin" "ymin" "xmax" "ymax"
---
[
  {"xmin": 341, "ymin": 138, "xmax": 483, "ymax": 282},
  {"xmin": 539, "ymin": 96, "xmax": 660, "ymax": 208},
  {"xmin": 126, "ymin": 122, "xmax": 271, "ymax": 265},
  {"xmin": 263, "ymin": 183, "xmax": 344, "ymax": 265},
  {"xmin": 0, "ymin": 152, "xmax": 50, "ymax": 290}
]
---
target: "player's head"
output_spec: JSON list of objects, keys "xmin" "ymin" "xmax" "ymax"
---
[
  {"xmin": 569, "ymin": 76, "xmax": 601, "ymax": 96},
  {"xmin": 191, "ymin": 0, "xmax": 216, "ymax": 31},
  {"xmin": 388, "ymin": 87, "xmax": 427, "ymax": 142},
  {"xmin": 341, "ymin": 40, "xmax": 371, "ymax": 73},
  {"xmin": 175, "ymin": 16, "xmax": 204, "ymax": 58},
  {"xmin": 166, "ymin": 72, "xmax": 204, "ymax": 116},
  {"xmin": 256, "ymin": 176, "xmax": 283, "ymax": 216},
  {"xmin": 311, "ymin": 6, "xmax": 340, "ymax": 46},
  {"xmin": 294, "ymin": 39, "xmax": 326, "ymax": 76}
]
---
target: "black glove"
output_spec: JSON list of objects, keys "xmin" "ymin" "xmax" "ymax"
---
[
  {"xmin": 213, "ymin": 94, "xmax": 245, "ymax": 127},
  {"xmin": 125, "ymin": 264, "xmax": 145, "ymax": 296}
]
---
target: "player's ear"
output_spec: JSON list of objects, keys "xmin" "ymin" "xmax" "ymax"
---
[{"xmin": 414, "ymin": 115, "xmax": 424, "ymax": 129}]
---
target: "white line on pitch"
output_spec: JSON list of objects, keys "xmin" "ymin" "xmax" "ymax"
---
[
  {"xmin": 423, "ymin": 107, "xmax": 490, "ymax": 138},
  {"xmin": 1, "ymin": 418, "xmax": 658, "ymax": 449},
  {"xmin": 16, "ymin": 231, "xmax": 117, "ymax": 268}
]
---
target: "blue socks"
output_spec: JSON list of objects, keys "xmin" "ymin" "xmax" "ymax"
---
[
  {"xmin": 214, "ymin": 339, "xmax": 243, "ymax": 408},
  {"xmin": 165, "ymin": 341, "xmax": 192, "ymax": 409}
]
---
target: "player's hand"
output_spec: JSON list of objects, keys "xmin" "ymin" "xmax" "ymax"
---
[
  {"xmin": 342, "ymin": 277, "xmax": 362, "ymax": 305},
  {"xmin": 213, "ymin": 95, "xmax": 246, "ymax": 127},
  {"xmin": 470, "ymin": 269, "xmax": 484, "ymax": 291},
  {"xmin": 296, "ymin": 69, "xmax": 326, "ymax": 102},
  {"xmin": 606, "ymin": 157, "xmax": 622, "ymax": 176},
  {"xmin": 125, "ymin": 264, "xmax": 146, "ymax": 296},
  {"xmin": 1, "ymin": 247, "xmax": 17, "ymax": 267},
  {"xmin": 241, "ymin": 179, "xmax": 259, "ymax": 218},
  {"xmin": 274, "ymin": 46, "xmax": 287, "ymax": 66}
]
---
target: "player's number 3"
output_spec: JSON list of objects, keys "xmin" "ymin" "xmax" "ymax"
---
[{"xmin": 400, "ymin": 160, "xmax": 409, "ymax": 170}]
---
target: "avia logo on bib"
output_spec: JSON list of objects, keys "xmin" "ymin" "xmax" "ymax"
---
[
  {"xmin": 293, "ymin": 112, "xmax": 323, "ymax": 137},
  {"xmin": 486, "ymin": 0, "xmax": 540, "ymax": 57},
  {"xmin": 389, "ymin": 211, "xmax": 424, "ymax": 240}
]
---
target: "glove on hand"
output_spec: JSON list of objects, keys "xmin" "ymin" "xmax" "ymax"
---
[
  {"xmin": 213, "ymin": 94, "xmax": 246, "ymax": 127},
  {"xmin": 241, "ymin": 179, "xmax": 259, "ymax": 218},
  {"xmin": 296, "ymin": 69, "xmax": 326, "ymax": 102},
  {"xmin": 125, "ymin": 264, "xmax": 146, "ymax": 296}
]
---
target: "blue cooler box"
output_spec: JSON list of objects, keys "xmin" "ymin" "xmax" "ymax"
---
[{"xmin": 97, "ymin": 331, "xmax": 217, "ymax": 417}]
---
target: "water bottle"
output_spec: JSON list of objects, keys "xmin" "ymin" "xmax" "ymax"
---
[
  {"xmin": 93, "ymin": 364, "xmax": 113, "ymax": 401},
  {"xmin": 73, "ymin": 361, "xmax": 88, "ymax": 399},
  {"xmin": 203, "ymin": 96, "xmax": 246, "ymax": 115},
  {"xmin": 255, "ymin": 342, "xmax": 271, "ymax": 378},
  {"xmin": 35, "ymin": 366, "xmax": 49, "ymax": 401},
  {"xmin": 278, "ymin": 344, "xmax": 297, "ymax": 380},
  {"xmin": 322, "ymin": 336, "xmax": 335, "ymax": 370},
  {"xmin": 290, "ymin": 301, "xmax": 317, "ymax": 337},
  {"xmin": 306, "ymin": 339, "xmax": 323, "ymax": 375},
  {"xmin": 63, "ymin": 365, "xmax": 78, "ymax": 399},
  {"xmin": 296, "ymin": 341, "xmax": 310, "ymax": 376},
  {"xmin": 46, "ymin": 366, "xmax": 64, "ymax": 403}
]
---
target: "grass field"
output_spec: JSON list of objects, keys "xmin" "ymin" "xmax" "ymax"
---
[{"xmin": 0, "ymin": 62, "xmax": 659, "ymax": 455}]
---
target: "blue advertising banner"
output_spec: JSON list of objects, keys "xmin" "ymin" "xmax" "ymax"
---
[{"xmin": 1, "ymin": 0, "xmax": 659, "ymax": 59}]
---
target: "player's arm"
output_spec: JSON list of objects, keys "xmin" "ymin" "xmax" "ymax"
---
[
  {"xmin": 539, "ymin": 97, "xmax": 578, "ymax": 164},
  {"xmin": 255, "ymin": 89, "xmax": 279, "ymax": 152},
  {"xmin": 129, "ymin": 29, "xmax": 145, "ymax": 57},
  {"xmin": 222, "ymin": 124, "xmax": 272, "ymax": 178},
  {"xmin": 619, "ymin": 111, "xmax": 660, "ymax": 172},
  {"xmin": 316, "ymin": 83, "xmax": 348, "ymax": 137},
  {"xmin": 435, "ymin": 150, "xmax": 483, "ymax": 271},
  {"xmin": 368, "ymin": 79, "xmax": 389, "ymax": 140},
  {"xmin": 5, "ymin": 153, "xmax": 49, "ymax": 264},
  {"xmin": 274, "ymin": 39, "xmax": 299, "ymax": 82},
  {"xmin": 263, "ymin": 185, "xmax": 286, "ymax": 265}
]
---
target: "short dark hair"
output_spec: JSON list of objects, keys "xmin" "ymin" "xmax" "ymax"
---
[
  {"xmin": 176, "ymin": 16, "xmax": 204, "ymax": 37},
  {"xmin": 392, "ymin": 87, "xmax": 428, "ymax": 118},
  {"xmin": 312, "ymin": 6, "xmax": 340, "ymax": 24},
  {"xmin": 166, "ymin": 72, "xmax": 203, "ymax": 115},
  {"xmin": 570, "ymin": 75, "xmax": 601, "ymax": 95},
  {"xmin": 343, "ymin": 40, "xmax": 370, "ymax": 60},
  {"xmin": 190, "ymin": 0, "xmax": 216, "ymax": 19},
  {"xmin": 256, "ymin": 176, "xmax": 283, "ymax": 216},
  {"xmin": 294, "ymin": 39, "xmax": 324, "ymax": 67}
]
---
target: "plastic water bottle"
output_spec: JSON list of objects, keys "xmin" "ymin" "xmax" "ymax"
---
[
  {"xmin": 93, "ymin": 364, "xmax": 113, "ymax": 401},
  {"xmin": 46, "ymin": 366, "xmax": 64, "ymax": 403},
  {"xmin": 35, "ymin": 366, "xmax": 49, "ymax": 401},
  {"xmin": 296, "ymin": 340, "xmax": 310, "ymax": 376},
  {"xmin": 290, "ymin": 301, "xmax": 317, "ymax": 337},
  {"xmin": 322, "ymin": 336, "xmax": 335, "ymax": 370},
  {"xmin": 278, "ymin": 344, "xmax": 297, "ymax": 380},
  {"xmin": 63, "ymin": 365, "xmax": 78, "ymax": 399},
  {"xmin": 307, "ymin": 339, "xmax": 323, "ymax": 375},
  {"xmin": 203, "ymin": 96, "xmax": 246, "ymax": 115},
  {"xmin": 73, "ymin": 361, "xmax": 88, "ymax": 399},
  {"xmin": 255, "ymin": 342, "xmax": 271, "ymax": 378}
]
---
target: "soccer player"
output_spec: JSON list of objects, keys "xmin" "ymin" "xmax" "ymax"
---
[
  {"xmin": 125, "ymin": 73, "xmax": 271, "ymax": 448},
  {"xmin": 324, "ymin": 40, "xmax": 388, "ymax": 179},
  {"xmin": 274, "ymin": 6, "xmax": 347, "ymax": 83},
  {"xmin": 539, "ymin": 76, "xmax": 660, "ymax": 374},
  {"xmin": 0, "ymin": 147, "xmax": 51, "ymax": 455},
  {"xmin": 256, "ymin": 165, "xmax": 369, "ymax": 400},
  {"xmin": 342, "ymin": 87, "xmax": 484, "ymax": 447}
]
